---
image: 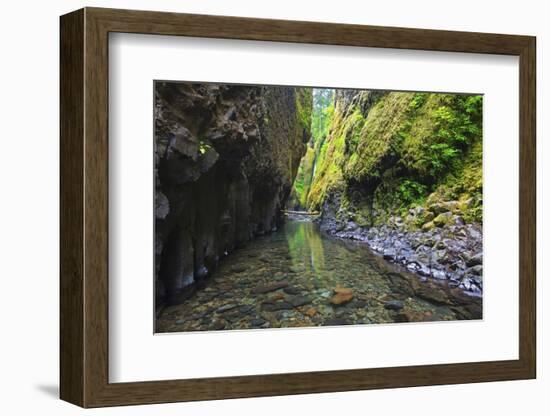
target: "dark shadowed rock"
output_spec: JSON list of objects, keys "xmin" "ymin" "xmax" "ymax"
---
[
  {"xmin": 466, "ymin": 252, "xmax": 483, "ymax": 267},
  {"xmin": 250, "ymin": 318, "xmax": 266, "ymax": 327},
  {"xmin": 155, "ymin": 83, "xmax": 311, "ymax": 304},
  {"xmin": 384, "ymin": 300, "xmax": 404, "ymax": 310},
  {"xmin": 288, "ymin": 295, "xmax": 313, "ymax": 308},
  {"xmin": 324, "ymin": 318, "xmax": 350, "ymax": 326},
  {"xmin": 283, "ymin": 286, "xmax": 301, "ymax": 295}
]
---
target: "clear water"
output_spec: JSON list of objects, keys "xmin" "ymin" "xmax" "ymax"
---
[{"xmin": 157, "ymin": 219, "xmax": 482, "ymax": 332}]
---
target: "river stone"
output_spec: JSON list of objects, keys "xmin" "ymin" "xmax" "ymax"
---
[
  {"xmin": 394, "ymin": 310, "xmax": 430, "ymax": 323},
  {"xmin": 216, "ymin": 304, "xmax": 239, "ymax": 313},
  {"xmin": 415, "ymin": 286, "xmax": 450, "ymax": 305},
  {"xmin": 288, "ymin": 295, "xmax": 313, "ymax": 308},
  {"xmin": 212, "ymin": 320, "xmax": 226, "ymax": 330},
  {"xmin": 466, "ymin": 252, "xmax": 483, "ymax": 267},
  {"xmin": 330, "ymin": 291, "xmax": 353, "ymax": 306},
  {"xmin": 468, "ymin": 265, "xmax": 483, "ymax": 276},
  {"xmin": 261, "ymin": 301, "xmax": 294, "ymax": 312},
  {"xmin": 384, "ymin": 300, "xmax": 404, "ymax": 310},
  {"xmin": 251, "ymin": 280, "xmax": 289, "ymax": 294},
  {"xmin": 238, "ymin": 304, "xmax": 255, "ymax": 314},
  {"xmin": 334, "ymin": 286, "xmax": 353, "ymax": 295},
  {"xmin": 283, "ymin": 286, "xmax": 301, "ymax": 295},
  {"xmin": 250, "ymin": 318, "xmax": 266, "ymax": 327},
  {"xmin": 350, "ymin": 300, "xmax": 368, "ymax": 309},
  {"xmin": 431, "ymin": 269, "xmax": 447, "ymax": 280},
  {"xmin": 467, "ymin": 227, "xmax": 482, "ymax": 240},
  {"xmin": 383, "ymin": 248, "xmax": 397, "ymax": 260}
]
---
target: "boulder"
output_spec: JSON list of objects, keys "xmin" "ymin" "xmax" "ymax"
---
[
  {"xmin": 433, "ymin": 212, "xmax": 453, "ymax": 227},
  {"xmin": 466, "ymin": 252, "xmax": 483, "ymax": 267}
]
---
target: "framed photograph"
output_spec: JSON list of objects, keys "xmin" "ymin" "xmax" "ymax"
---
[{"xmin": 60, "ymin": 7, "xmax": 536, "ymax": 408}]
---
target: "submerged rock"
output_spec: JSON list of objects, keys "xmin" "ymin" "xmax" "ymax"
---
[
  {"xmin": 384, "ymin": 300, "xmax": 404, "ymax": 310},
  {"xmin": 330, "ymin": 287, "xmax": 354, "ymax": 305},
  {"xmin": 288, "ymin": 295, "xmax": 313, "ymax": 307},
  {"xmin": 251, "ymin": 280, "xmax": 289, "ymax": 294},
  {"xmin": 261, "ymin": 300, "xmax": 294, "ymax": 312}
]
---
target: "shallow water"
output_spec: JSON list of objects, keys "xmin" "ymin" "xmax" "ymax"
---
[{"xmin": 157, "ymin": 218, "xmax": 482, "ymax": 332}]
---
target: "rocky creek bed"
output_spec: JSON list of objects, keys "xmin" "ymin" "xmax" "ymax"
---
[
  {"xmin": 156, "ymin": 218, "xmax": 482, "ymax": 333},
  {"xmin": 318, "ymin": 199, "xmax": 483, "ymax": 295}
]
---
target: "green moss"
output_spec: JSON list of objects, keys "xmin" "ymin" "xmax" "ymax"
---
[
  {"xmin": 304, "ymin": 89, "xmax": 483, "ymax": 225},
  {"xmin": 306, "ymin": 107, "xmax": 347, "ymax": 210},
  {"xmin": 289, "ymin": 146, "xmax": 317, "ymax": 209},
  {"xmin": 295, "ymin": 88, "xmax": 313, "ymax": 132}
]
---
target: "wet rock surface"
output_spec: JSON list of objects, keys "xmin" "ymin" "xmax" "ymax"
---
[{"xmin": 156, "ymin": 219, "xmax": 482, "ymax": 333}]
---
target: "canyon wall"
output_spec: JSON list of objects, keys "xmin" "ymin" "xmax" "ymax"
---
[
  {"xmin": 299, "ymin": 89, "xmax": 484, "ymax": 293},
  {"xmin": 154, "ymin": 82, "xmax": 311, "ymax": 305}
]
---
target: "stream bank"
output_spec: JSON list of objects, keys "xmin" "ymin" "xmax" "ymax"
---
[
  {"xmin": 317, "ymin": 193, "xmax": 483, "ymax": 294},
  {"xmin": 290, "ymin": 88, "xmax": 484, "ymax": 296}
]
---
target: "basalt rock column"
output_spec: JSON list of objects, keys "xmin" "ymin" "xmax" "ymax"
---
[{"xmin": 154, "ymin": 82, "xmax": 312, "ymax": 304}]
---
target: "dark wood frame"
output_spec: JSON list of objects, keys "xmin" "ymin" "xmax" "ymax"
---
[{"xmin": 60, "ymin": 7, "xmax": 536, "ymax": 408}]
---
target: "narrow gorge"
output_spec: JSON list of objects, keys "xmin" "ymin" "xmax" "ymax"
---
[{"xmin": 155, "ymin": 83, "xmax": 483, "ymax": 332}]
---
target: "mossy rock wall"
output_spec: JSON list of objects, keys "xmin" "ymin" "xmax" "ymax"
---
[{"xmin": 306, "ymin": 89, "xmax": 482, "ymax": 229}]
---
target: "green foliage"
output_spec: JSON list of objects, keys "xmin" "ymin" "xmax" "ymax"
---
[
  {"xmin": 198, "ymin": 140, "xmax": 211, "ymax": 155},
  {"xmin": 311, "ymin": 89, "xmax": 335, "ymax": 142},
  {"xmin": 409, "ymin": 93, "xmax": 428, "ymax": 110},
  {"xmin": 418, "ymin": 95, "xmax": 482, "ymax": 177},
  {"xmin": 398, "ymin": 179, "xmax": 427, "ymax": 206}
]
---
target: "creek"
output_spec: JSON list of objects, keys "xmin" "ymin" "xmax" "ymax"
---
[{"xmin": 157, "ymin": 217, "xmax": 482, "ymax": 332}]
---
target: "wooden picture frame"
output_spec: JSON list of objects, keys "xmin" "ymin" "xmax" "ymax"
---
[{"xmin": 60, "ymin": 7, "xmax": 536, "ymax": 408}]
